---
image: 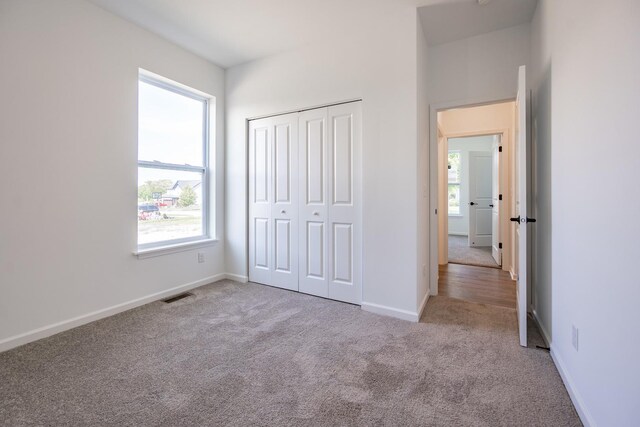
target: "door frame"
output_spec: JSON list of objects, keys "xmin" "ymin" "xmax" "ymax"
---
[
  {"xmin": 429, "ymin": 96, "xmax": 515, "ymax": 296},
  {"xmin": 441, "ymin": 131, "xmax": 507, "ymax": 262},
  {"xmin": 245, "ymin": 99, "xmax": 364, "ymax": 305}
]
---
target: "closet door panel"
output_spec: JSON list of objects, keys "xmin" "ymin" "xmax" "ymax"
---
[
  {"xmin": 327, "ymin": 103, "xmax": 361, "ymax": 304},
  {"xmin": 298, "ymin": 108, "xmax": 329, "ymax": 298},
  {"xmin": 270, "ymin": 115, "xmax": 298, "ymax": 290},
  {"xmin": 248, "ymin": 121, "xmax": 272, "ymax": 285}
]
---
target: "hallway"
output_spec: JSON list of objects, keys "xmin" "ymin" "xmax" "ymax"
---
[
  {"xmin": 448, "ymin": 235, "xmax": 500, "ymax": 269},
  {"xmin": 439, "ymin": 263, "xmax": 515, "ymax": 309}
]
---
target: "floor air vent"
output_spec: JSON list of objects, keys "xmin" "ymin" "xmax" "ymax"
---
[{"xmin": 162, "ymin": 292, "xmax": 194, "ymax": 303}]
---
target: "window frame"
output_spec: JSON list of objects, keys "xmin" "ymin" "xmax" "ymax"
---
[
  {"xmin": 137, "ymin": 73, "xmax": 211, "ymax": 251},
  {"xmin": 447, "ymin": 150, "xmax": 462, "ymax": 216}
]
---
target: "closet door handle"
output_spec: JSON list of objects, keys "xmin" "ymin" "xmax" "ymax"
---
[
  {"xmin": 313, "ymin": 211, "xmax": 319, "ymax": 216},
  {"xmin": 281, "ymin": 210, "xmax": 286, "ymax": 214}
]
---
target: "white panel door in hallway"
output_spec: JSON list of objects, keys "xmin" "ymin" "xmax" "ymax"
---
[
  {"xmin": 468, "ymin": 151, "xmax": 493, "ymax": 247},
  {"xmin": 248, "ymin": 113, "xmax": 299, "ymax": 291}
]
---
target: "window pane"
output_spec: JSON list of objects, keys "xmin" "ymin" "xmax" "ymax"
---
[
  {"xmin": 138, "ymin": 81, "xmax": 204, "ymax": 166},
  {"xmin": 448, "ymin": 151, "xmax": 461, "ymax": 183},
  {"xmin": 138, "ymin": 167, "xmax": 204, "ymax": 245},
  {"xmin": 448, "ymin": 184, "xmax": 460, "ymax": 215}
]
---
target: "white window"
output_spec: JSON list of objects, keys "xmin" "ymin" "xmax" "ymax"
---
[
  {"xmin": 448, "ymin": 151, "xmax": 461, "ymax": 215},
  {"xmin": 137, "ymin": 73, "xmax": 210, "ymax": 250}
]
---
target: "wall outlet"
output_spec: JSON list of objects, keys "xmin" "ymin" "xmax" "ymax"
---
[
  {"xmin": 572, "ymin": 325, "xmax": 579, "ymax": 351},
  {"xmin": 197, "ymin": 252, "xmax": 205, "ymax": 263}
]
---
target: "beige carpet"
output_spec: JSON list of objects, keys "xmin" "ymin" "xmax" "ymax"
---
[
  {"xmin": 448, "ymin": 235, "xmax": 500, "ymax": 268},
  {"xmin": 0, "ymin": 280, "xmax": 580, "ymax": 426}
]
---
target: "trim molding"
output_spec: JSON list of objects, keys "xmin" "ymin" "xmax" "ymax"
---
[
  {"xmin": 134, "ymin": 238, "xmax": 218, "ymax": 259},
  {"xmin": 0, "ymin": 273, "xmax": 226, "ymax": 353},
  {"xmin": 532, "ymin": 309, "xmax": 551, "ymax": 347},
  {"xmin": 361, "ymin": 301, "xmax": 420, "ymax": 322},
  {"xmin": 418, "ymin": 290, "xmax": 430, "ymax": 320},
  {"xmin": 509, "ymin": 267, "xmax": 517, "ymax": 281},
  {"xmin": 224, "ymin": 273, "xmax": 248, "ymax": 283},
  {"xmin": 550, "ymin": 348, "xmax": 595, "ymax": 427}
]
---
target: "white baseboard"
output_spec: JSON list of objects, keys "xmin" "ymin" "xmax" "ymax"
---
[
  {"xmin": 532, "ymin": 309, "xmax": 551, "ymax": 347},
  {"xmin": 417, "ymin": 290, "xmax": 430, "ymax": 320},
  {"xmin": 510, "ymin": 267, "xmax": 517, "ymax": 281},
  {"xmin": 224, "ymin": 273, "xmax": 248, "ymax": 283},
  {"xmin": 0, "ymin": 273, "xmax": 226, "ymax": 353},
  {"xmin": 361, "ymin": 301, "xmax": 420, "ymax": 322},
  {"xmin": 550, "ymin": 348, "xmax": 595, "ymax": 427}
]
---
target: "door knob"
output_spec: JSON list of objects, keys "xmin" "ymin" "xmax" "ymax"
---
[
  {"xmin": 510, "ymin": 216, "xmax": 520, "ymax": 223},
  {"xmin": 469, "ymin": 202, "xmax": 476, "ymax": 206},
  {"xmin": 281, "ymin": 210, "xmax": 286, "ymax": 214},
  {"xmin": 313, "ymin": 211, "xmax": 319, "ymax": 216}
]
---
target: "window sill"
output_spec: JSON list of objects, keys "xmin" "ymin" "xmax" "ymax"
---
[{"xmin": 134, "ymin": 238, "xmax": 218, "ymax": 259}]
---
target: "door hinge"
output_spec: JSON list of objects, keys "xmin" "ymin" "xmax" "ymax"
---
[
  {"xmin": 499, "ymin": 146, "xmax": 503, "ymax": 152},
  {"xmin": 499, "ymin": 242, "xmax": 503, "ymax": 249},
  {"xmin": 499, "ymin": 194, "xmax": 503, "ymax": 201}
]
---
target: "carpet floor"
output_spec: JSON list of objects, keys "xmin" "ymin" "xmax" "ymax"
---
[
  {"xmin": 448, "ymin": 235, "xmax": 500, "ymax": 269},
  {"xmin": 0, "ymin": 280, "xmax": 580, "ymax": 426}
]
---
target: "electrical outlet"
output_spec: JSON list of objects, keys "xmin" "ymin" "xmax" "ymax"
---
[
  {"xmin": 572, "ymin": 325, "xmax": 579, "ymax": 351},
  {"xmin": 197, "ymin": 252, "xmax": 205, "ymax": 263}
]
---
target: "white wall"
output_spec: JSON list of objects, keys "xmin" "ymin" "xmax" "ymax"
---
[
  {"xmin": 428, "ymin": 23, "xmax": 531, "ymax": 105},
  {"xmin": 226, "ymin": 5, "xmax": 422, "ymax": 318},
  {"xmin": 0, "ymin": 0, "xmax": 226, "ymax": 349},
  {"xmin": 532, "ymin": 0, "xmax": 640, "ymax": 424},
  {"xmin": 417, "ymin": 16, "xmax": 430, "ymax": 315},
  {"xmin": 446, "ymin": 136, "xmax": 494, "ymax": 236}
]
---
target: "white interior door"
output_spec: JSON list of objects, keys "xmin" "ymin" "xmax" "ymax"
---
[
  {"xmin": 514, "ymin": 65, "xmax": 529, "ymax": 347},
  {"xmin": 271, "ymin": 115, "xmax": 299, "ymax": 290},
  {"xmin": 327, "ymin": 103, "xmax": 361, "ymax": 304},
  {"xmin": 248, "ymin": 119, "xmax": 272, "ymax": 286},
  {"xmin": 468, "ymin": 151, "xmax": 493, "ymax": 247},
  {"xmin": 248, "ymin": 113, "xmax": 299, "ymax": 291},
  {"xmin": 491, "ymin": 136, "xmax": 501, "ymax": 265},
  {"xmin": 298, "ymin": 107, "xmax": 329, "ymax": 298}
]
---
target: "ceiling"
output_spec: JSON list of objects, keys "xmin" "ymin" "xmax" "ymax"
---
[
  {"xmin": 87, "ymin": 0, "xmax": 537, "ymax": 68},
  {"xmin": 418, "ymin": 0, "xmax": 538, "ymax": 46},
  {"xmin": 88, "ymin": 0, "xmax": 401, "ymax": 68}
]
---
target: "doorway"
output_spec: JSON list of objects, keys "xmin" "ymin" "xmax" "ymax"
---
[
  {"xmin": 446, "ymin": 134, "xmax": 501, "ymax": 269},
  {"xmin": 432, "ymin": 100, "xmax": 517, "ymax": 309}
]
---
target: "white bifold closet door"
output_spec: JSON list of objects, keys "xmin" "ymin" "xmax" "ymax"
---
[
  {"xmin": 249, "ymin": 102, "xmax": 361, "ymax": 305},
  {"xmin": 298, "ymin": 103, "xmax": 361, "ymax": 304},
  {"xmin": 248, "ymin": 113, "xmax": 299, "ymax": 291}
]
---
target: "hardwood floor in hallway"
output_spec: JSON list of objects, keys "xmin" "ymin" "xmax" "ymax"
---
[{"xmin": 439, "ymin": 263, "xmax": 516, "ymax": 309}]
